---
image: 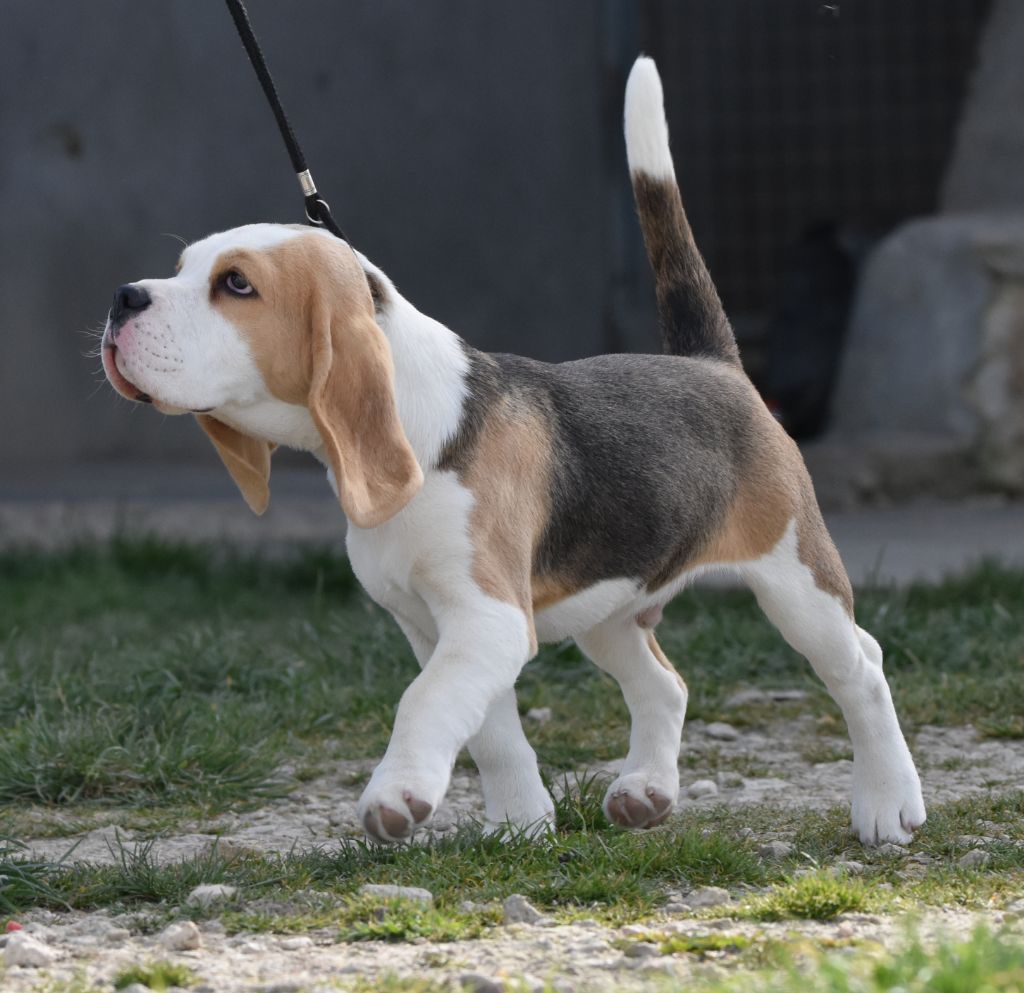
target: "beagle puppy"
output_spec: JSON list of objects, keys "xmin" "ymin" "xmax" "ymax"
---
[{"xmin": 101, "ymin": 58, "xmax": 925, "ymax": 845}]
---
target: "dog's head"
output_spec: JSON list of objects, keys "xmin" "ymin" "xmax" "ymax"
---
[{"xmin": 101, "ymin": 224, "xmax": 422, "ymax": 527}]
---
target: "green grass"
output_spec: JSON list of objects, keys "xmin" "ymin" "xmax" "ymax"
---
[
  {"xmin": 740, "ymin": 870, "xmax": 875, "ymax": 921},
  {"xmin": 0, "ymin": 780, "xmax": 767, "ymax": 921},
  {"xmin": 694, "ymin": 926, "xmax": 1024, "ymax": 993},
  {"xmin": 112, "ymin": 960, "xmax": 196, "ymax": 991},
  {"xmin": 0, "ymin": 836, "xmax": 67, "ymax": 913},
  {"xmin": 1, "ymin": 541, "xmax": 1021, "ymax": 815},
  {"xmin": 4, "ymin": 788, "xmax": 1024, "ymax": 926}
]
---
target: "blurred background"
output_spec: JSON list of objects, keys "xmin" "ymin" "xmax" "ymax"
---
[{"xmin": 1, "ymin": 0, "xmax": 1021, "ymax": 578}]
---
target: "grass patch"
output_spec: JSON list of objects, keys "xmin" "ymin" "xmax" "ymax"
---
[
  {"xmin": 740, "ymin": 870, "xmax": 875, "ymax": 921},
  {"xmin": 0, "ymin": 836, "xmax": 67, "ymax": 913},
  {"xmin": 222, "ymin": 891, "xmax": 498, "ymax": 941},
  {"xmin": 339, "ymin": 895, "xmax": 495, "ymax": 942},
  {"xmin": 1, "ymin": 543, "xmax": 1021, "ymax": 815},
  {"xmin": 798, "ymin": 741, "xmax": 854, "ymax": 765},
  {"xmin": 113, "ymin": 960, "xmax": 196, "ymax": 991},
  {"xmin": 696, "ymin": 926, "xmax": 1024, "ymax": 993},
  {"xmin": 0, "ymin": 781, "xmax": 765, "ymax": 921},
  {"xmin": 5, "ymin": 794, "xmax": 1024, "ymax": 926}
]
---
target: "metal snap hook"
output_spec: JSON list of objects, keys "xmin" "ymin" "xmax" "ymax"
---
[{"xmin": 305, "ymin": 197, "xmax": 332, "ymax": 225}]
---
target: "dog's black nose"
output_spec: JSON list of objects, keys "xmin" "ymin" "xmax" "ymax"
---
[{"xmin": 109, "ymin": 283, "xmax": 151, "ymax": 328}]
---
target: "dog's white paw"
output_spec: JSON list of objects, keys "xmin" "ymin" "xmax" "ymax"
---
[
  {"xmin": 851, "ymin": 752, "xmax": 926, "ymax": 845},
  {"xmin": 357, "ymin": 770, "xmax": 446, "ymax": 842},
  {"xmin": 603, "ymin": 772, "xmax": 677, "ymax": 829}
]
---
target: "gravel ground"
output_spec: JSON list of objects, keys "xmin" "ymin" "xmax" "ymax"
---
[
  {"xmin": 7, "ymin": 719, "xmax": 1024, "ymax": 992},
  {"xmin": 21, "ymin": 719, "xmax": 1024, "ymax": 865},
  {"xmin": 4, "ymin": 904, "xmax": 1020, "ymax": 993}
]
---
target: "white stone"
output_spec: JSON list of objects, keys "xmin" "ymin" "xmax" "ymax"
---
[
  {"xmin": 4, "ymin": 932, "xmax": 55, "ymax": 968},
  {"xmin": 459, "ymin": 973, "xmax": 505, "ymax": 993},
  {"xmin": 685, "ymin": 886, "xmax": 732, "ymax": 909},
  {"xmin": 502, "ymin": 893, "xmax": 543, "ymax": 925},
  {"xmin": 835, "ymin": 860, "xmax": 867, "ymax": 875},
  {"xmin": 280, "ymin": 935, "xmax": 314, "ymax": 950},
  {"xmin": 358, "ymin": 883, "xmax": 433, "ymax": 904},
  {"xmin": 958, "ymin": 849, "xmax": 992, "ymax": 868},
  {"xmin": 705, "ymin": 722, "xmax": 740, "ymax": 741},
  {"xmin": 877, "ymin": 843, "xmax": 909, "ymax": 857},
  {"xmin": 186, "ymin": 883, "xmax": 238, "ymax": 908},
  {"xmin": 758, "ymin": 840, "xmax": 795, "ymax": 859},
  {"xmin": 525, "ymin": 707, "xmax": 552, "ymax": 724},
  {"xmin": 687, "ymin": 779, "xmax": 718, "ymax": 799},
  {"xmin": 159, "ymin": 920, "xmax": 202, "ymax": 951}
]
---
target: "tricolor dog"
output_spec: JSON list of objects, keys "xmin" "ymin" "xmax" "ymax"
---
[{"xmin": 101, "ymin": 58, "xmax": 925, "ymax": 844}]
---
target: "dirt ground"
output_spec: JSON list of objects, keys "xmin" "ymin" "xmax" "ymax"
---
[{"xmin": 7, "ymin": 718, "xmax": 1024, "ymax": 993}]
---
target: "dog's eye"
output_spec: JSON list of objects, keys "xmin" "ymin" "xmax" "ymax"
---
[{"xmin": 224, "ymin": 270, "xmax": 255, "ymax": 296}]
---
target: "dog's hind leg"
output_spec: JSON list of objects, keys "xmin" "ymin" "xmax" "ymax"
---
[
  {"xmin": 740, "ymin": 517, "xmax": 925, "ymax": 845},
  {"xmin": 576, "ymin": 618, "xmax": 687, "ymax": 829}
]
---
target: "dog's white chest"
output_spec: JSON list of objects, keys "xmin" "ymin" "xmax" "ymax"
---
[{"xmin": 345, "ymin": 470, "xmax": 476, "ymax": 609}]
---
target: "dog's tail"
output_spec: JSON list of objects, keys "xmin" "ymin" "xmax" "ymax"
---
[{"xmin": 624, "ymin": 57, "xmax": 740, "ymax": 366}]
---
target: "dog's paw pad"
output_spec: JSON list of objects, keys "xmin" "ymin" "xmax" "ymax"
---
[
  {"xmin": 404, "ymin": 792, "xmax": 433, "ymax": 824},
  {"xmin": 606, "ymin": 786, "xmax": 673, "ymax": 829},
  {"xmin": 361, "ymin": 796, "xmax": 434, "ymax": 842}
]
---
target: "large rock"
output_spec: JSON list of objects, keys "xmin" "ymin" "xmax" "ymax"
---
[{"xmin": 830, "ymin": 212, "xmax": 1024, "ymax": 494}]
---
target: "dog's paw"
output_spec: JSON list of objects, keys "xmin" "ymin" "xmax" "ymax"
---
[
  {"xmin": 604, "ymin": 773, "xmax": 677, "ymax": 829},
  {"xmin": 358, "ymin": 779, "xmax": 439, "ymax": 842},
  {"xmin": 851, "ymin": 753, "xmax": 926, "ymax": 845}
]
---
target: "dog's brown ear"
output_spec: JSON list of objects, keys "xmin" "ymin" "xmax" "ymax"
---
[
  {"xmin": 196, "ymin": 415, "xmax": 274, "ymax": 515},
  {"xmin": 307, "ymin": 278, "xmax": 423, "ymax": 529}
]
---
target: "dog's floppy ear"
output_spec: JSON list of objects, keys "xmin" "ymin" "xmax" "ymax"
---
[
  {"xmin": 307, "ymin": 275, "xmax": 423, "ymax": 529},
  {"xmin": 196, "ymin": 415, "xmax": 274, "ymax": 515}
]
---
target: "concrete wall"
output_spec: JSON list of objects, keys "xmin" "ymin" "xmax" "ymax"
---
[
  {"xmin": 1, "ymin": 0, "xmax": 987, "ymax": 481},
  {"xmin": 1, "ymin": 1, "xmax": 655, "ymax": 470}
]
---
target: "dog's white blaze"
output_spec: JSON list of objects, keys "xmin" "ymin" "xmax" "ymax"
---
[{"xmin": 177, "ymin": 224, "xmax": 307, "ymax": 285}]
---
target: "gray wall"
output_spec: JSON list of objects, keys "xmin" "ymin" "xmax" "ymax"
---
[
  {"xmin": 0, "ymin": 0, "xmax": 988, "ymax": 478},
  {"xmin": 1, "ymin": 1, "xmax": 655, "ymax": 470}
]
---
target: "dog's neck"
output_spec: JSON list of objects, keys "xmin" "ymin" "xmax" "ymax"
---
[{"xmin": 375, "ymin": 289, "xmax": 471, "ymax": 471}]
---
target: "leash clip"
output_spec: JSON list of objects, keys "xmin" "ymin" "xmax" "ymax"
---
[{"xmin": 304, "ymin": 196, "xmax": 333, "ymax": 226}]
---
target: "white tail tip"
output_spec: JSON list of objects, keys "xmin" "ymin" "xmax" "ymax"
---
[{"xmin": 624, "ymin": 56, "xmax": 675, "ymax": 180}]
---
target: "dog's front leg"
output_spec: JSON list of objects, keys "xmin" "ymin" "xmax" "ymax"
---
[
  {"xmin": 358, "ymin": 600, "xmax": 534, "ymax": 841},
  {"xmin": 391, "ymin": 614, "xmax": 554, "ymax": 837}
]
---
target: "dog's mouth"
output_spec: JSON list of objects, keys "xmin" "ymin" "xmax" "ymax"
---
[
  {"xmin": 101, "ymin": 339, "xmax": 153, "ymax": 404},
  {"xmin": 101, "ymin": 336, "xmax": 215, "ymax": 414}
]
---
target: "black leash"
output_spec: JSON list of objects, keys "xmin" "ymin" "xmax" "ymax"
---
[{"xmin": 223, "ymin": 0, "xmax": 349, "ymax": 243}]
